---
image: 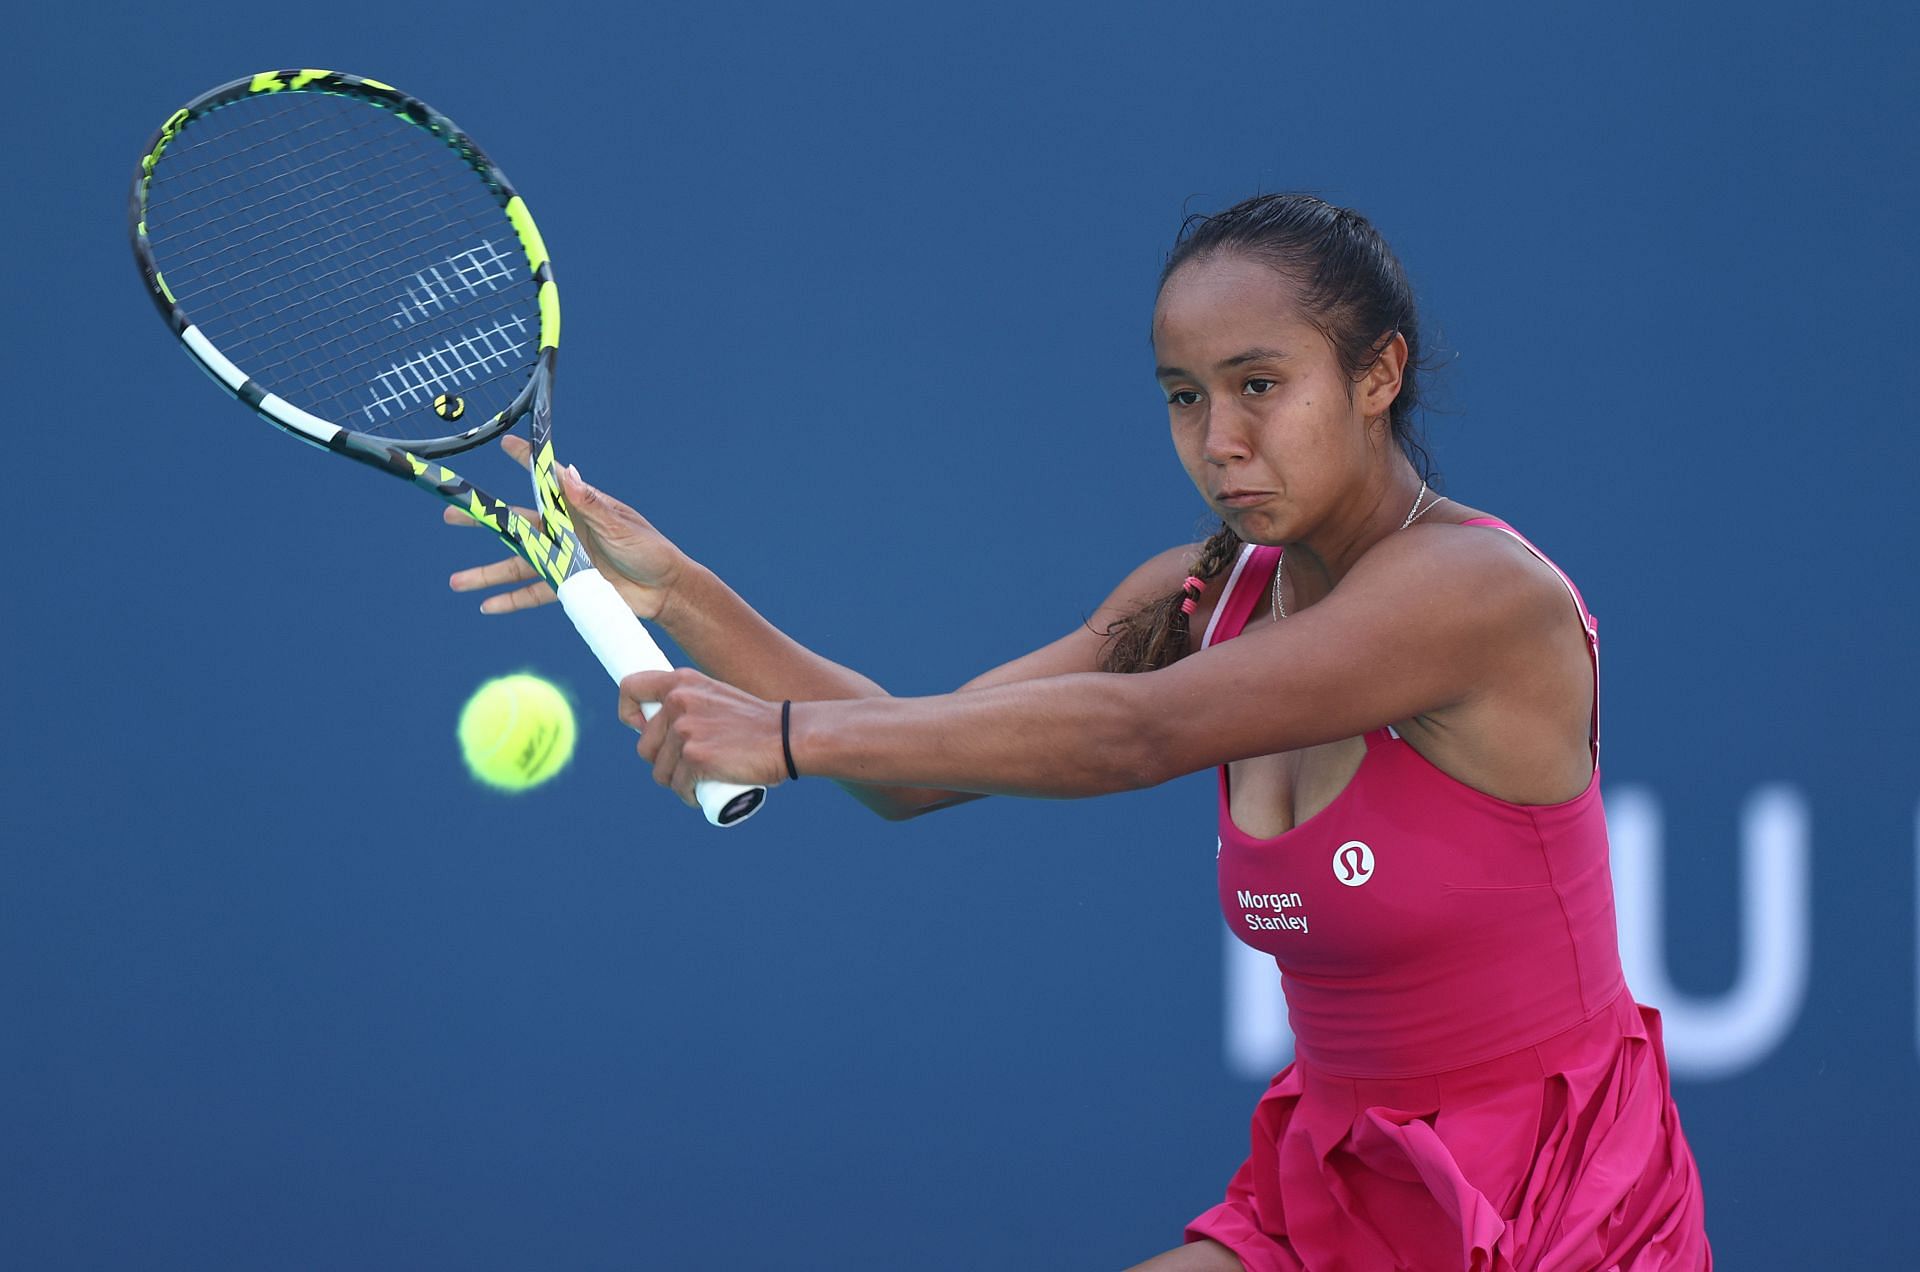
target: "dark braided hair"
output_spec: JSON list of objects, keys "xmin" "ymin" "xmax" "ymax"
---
[{"xmin": 1098, "ymin": 193, "xmax": 1440, "ymax": 674}]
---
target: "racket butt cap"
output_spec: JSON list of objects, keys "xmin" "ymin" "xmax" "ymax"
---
[{"xmin": 714, "ymin": 787, "xmax": 766, "ymax": 826}]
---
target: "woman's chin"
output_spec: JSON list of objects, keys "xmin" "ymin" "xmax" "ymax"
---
[{"xmin": 1221, "ymin": 507, "xmax": 1289, "ymax": 545}]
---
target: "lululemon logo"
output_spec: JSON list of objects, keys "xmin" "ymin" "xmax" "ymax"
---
[{"xmin": 1333, "ymin": 840, "xmax": 1375, "ymax": 887}]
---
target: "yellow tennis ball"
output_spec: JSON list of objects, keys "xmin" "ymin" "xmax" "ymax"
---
[{"xmin": 458, "ymin": 673, "xmax": 576, "ymax": 791}]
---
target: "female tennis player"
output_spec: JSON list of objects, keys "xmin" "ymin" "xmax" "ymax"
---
[{"xmin": 449, "ymin": 194, "xmax": 1710, "ymax": 1270}]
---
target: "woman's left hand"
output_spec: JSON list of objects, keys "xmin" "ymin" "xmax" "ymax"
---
[{"xmin": 619, "ymin": 670, "xmax": 791, "ymax": 805}]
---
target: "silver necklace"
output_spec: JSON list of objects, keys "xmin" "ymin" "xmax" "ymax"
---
[{"xmin": 1271, "ymin": 481, "xmax": 1446, "ymax": 622}]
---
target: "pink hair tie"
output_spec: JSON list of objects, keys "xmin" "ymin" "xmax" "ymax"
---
[
  {"xmin": 1180, "ymin": 597, "xmax": 1198, "ymax": 614},
  {"xmin": 1183, "ymin": 575, "xmax": 1205, "ymax": 593}
]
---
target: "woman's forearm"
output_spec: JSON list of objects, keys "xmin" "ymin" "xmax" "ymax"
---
[
  {"xmin": 657, "ymin": 560, "xmax": 890, "ymax": 702},
  {"xmin": 653, "ymin": 561, "xmax": 980, "ymax": 819},
  {"xmin": 786, "ymin": 673, "xmax": 1166, "ymax": 800}
]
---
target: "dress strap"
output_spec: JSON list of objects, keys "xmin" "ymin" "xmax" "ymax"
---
[
  {"xmin": 1199, "ymin": 543, "xmax": 1282, "ymax": 650},
  {"xmin": 1459, "ymin": 517, "xmax": 1601, "ymax": 756}
]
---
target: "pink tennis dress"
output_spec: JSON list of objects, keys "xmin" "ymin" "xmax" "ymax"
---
[{"xmin": 1185, "ymin": 521, "xmax": 1709, "ymax": 1271}]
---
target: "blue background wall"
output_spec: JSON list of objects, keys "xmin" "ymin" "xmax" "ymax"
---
[{"xmin": 5, "ymin": 2, "xmax": 1915, "ymax": 1266}]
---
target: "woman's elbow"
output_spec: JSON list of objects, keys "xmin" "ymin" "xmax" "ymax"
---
[
  {"xmin": 845, "ymin": 785, "xmax": 982, "ymax": 822},
  {"xmin": 1100, "ymin": 716, "xmax": 1179, "ymax": 794}
]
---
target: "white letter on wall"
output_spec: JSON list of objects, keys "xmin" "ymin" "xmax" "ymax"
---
[
  {"xmin": 1609, "ymin": 784, "xmax": 1810, "ymax": 1081},
  {"xmin": 1224, "ymin": 925, "xmax": 1292, "ymax": 1080}
]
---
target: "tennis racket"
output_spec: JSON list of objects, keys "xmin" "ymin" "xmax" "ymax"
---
[{"xmin": 129, "ymin": 70, "xmax": 765, "ymax": 827}]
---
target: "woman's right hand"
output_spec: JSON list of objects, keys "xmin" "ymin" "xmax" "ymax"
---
[{"xmin": 445, "ymin": 436, "xmax": 689, "ymax": 622}]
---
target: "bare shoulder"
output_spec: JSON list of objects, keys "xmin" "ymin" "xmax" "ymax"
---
[
  {"xmin": 1333, "ymin": 507, "xmax": 1595, "ymax": 796},
  {"xmin": 957, "ymin": 539, "xmax": 1226, "ymax": 693},
  {"xmin": 1344, "ymin": 510, "xmax": 1577, "ymax": 640},
  {"xmin": 1075, "ymin": 534, "xmax": 1221, "ymax": 626},
  {"xmin": 1102, "ymin": 539, "xmax": 1215, "ymax": 609}
]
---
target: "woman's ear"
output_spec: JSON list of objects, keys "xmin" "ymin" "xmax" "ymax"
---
[{"xmin": 1358, "ymin": 329, "xmax": 1409, "ymax": 421}]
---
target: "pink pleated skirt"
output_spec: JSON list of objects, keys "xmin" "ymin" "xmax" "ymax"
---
[{"xmin": 1186, "ymin": 991, "xmax": 1710, "ymax": 1271}]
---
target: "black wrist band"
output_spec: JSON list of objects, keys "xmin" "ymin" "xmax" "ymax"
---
[{"xmin": 780, "ymin": 699, "xmax": 799, "ymax": 781}]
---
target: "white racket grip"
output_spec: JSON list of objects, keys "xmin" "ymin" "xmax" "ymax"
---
[{"xmin": 556, "ymin": 569, "xmax": 766, "ymax": 827}]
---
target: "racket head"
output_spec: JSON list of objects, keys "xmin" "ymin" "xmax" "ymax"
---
[{"xmin": 130, "ymin": 71, "xmax": 559, "ymax": 460}]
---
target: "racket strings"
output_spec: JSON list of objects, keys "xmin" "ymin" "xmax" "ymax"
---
[
  {"xmin": 143, "ymin": 92, "xmax": 538, "ymax": 444},
  {"xmin": 152, "ymin": 100, "xmax": 491, "ymax": 314},
  {"xmin": 160, "ymin": 100, "xmax": 516, "ymax": 408}
]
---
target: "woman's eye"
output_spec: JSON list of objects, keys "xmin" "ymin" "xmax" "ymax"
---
[
  {"xmin": 1168, "ymin": 390, "xmax": 1201, "ymax": 407},
  {"xmin": 1244, "ymin": 378, "xmax": 1277, "ymax": 396}
]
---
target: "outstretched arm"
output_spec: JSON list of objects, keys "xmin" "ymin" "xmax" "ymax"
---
[
  {"xmin": 447, "ymin": 438, "xmax": 1211, "ymax": 818},
  {"xmin": 622, "ymin": 524, "xmax": 1573, "ymax": 807},
  {"xmin": 649, "ymin": 538, "xmax": 1218, "ymax": 818}
]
